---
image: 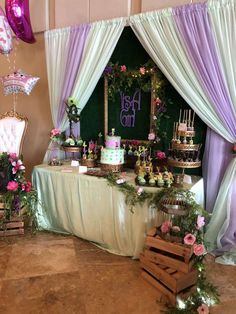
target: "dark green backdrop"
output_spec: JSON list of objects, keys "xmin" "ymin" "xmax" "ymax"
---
[{"xmin": 80, "ymin": 27, "xmax": 206, "ymax": 175}]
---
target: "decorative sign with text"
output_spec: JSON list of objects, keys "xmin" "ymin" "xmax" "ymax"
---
[{"xmin": 119, "ymin": 89, "xmax": 141, "ymax": 128}]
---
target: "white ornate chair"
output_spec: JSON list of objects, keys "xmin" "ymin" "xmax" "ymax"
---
[
  {"xmin": 0, "ymin": 110, "xmax": 28, "ymax": 156},
  {"xmin": 0, "ymin": 110, "xmax": 28, "ymax": 209}
]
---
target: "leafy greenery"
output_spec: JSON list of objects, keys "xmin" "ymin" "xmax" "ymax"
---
[{"xmin": 103, "ymin": 59, "xmax": 171, "ymax": 142}]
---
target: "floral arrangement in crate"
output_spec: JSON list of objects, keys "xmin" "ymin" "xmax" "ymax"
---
[
  {"xmin": 103, "ymin": 176, "xmax": 220, "ymax": 313},
  {"xmin": 0, "ymin": 152, "xmax": 38, "ymax": 223},
  {"xmin": 156, "ymin": 190, "xmax": 219, "ymax": 314}
]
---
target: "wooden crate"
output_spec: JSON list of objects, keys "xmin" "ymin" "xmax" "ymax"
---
[
  {"xmin": 145, "ymin": 227, "xmax": 193, "ymax": 264},
  {"xmin": 141, "ymin": 270, "xmax": 196, "ymax": 306},
  {"xmin": 140, "ymin": 227, "xmax": 198, "ymax": 306},
  {"xmin": 0, "ymin": 211, "xmax": 24, "ymax": 236},
  {"xmin": 140, "ymin": 254, "xmax": 197, "ymax": 293}
]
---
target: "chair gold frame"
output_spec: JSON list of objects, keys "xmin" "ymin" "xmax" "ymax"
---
[{"xmin": 0, "ymin": 109, "xmax": 28, "ymax": 156}]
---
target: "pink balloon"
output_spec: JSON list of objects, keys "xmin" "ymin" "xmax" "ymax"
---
[
  {"xmin": 5, "ymin": 0, "xmax": 35, "ymax": 44},
  {"xmin": 0, "ymin": 6, "xmax": 12, "ymax": 54}
]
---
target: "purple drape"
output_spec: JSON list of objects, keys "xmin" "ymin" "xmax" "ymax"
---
[
  {"xmin": 57, "ymin": 24, "xmax": 91, "ymax": 133},
  {"xmin": 203, "ymin": 128, "xmax": 233, "ymax": 212},
  {"xmin": 174, "ymin": 4, "xmax": 236, "ymax": 134},
  {"xmin": 173, "ymin": 4, "xmax": 236, "ymax": 254}
]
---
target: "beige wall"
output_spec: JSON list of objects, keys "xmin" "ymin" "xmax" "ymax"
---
[
  {"xmin": 0, "ymin": 34, "xmax": 52, "ymax": 179},
  {"xmin": 0, "ymin": 0, "xmax": 200, "ymax": 179}
]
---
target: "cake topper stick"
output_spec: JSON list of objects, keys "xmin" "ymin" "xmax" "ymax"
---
[
  {"xmin": 179, "ymin": 109, "xmax": 182, "ymax": 124},
  {"xmin": 192, "ymin": 111, "xmax": 195, "ymax": 127},
  {"xmin": 111, "ymin": 128, "xmax": 115, "ymax": 136},
  {"xmin": 172, "ymin": 122, "xmax": 176, "ymax": 140}
]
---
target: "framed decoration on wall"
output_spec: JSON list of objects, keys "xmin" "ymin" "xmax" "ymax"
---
[{"xmin": 103, "ymin": 61, "xmax": 157, "ymax": 140}]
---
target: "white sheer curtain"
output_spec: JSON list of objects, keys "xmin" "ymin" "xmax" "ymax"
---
[
  {"xmin": 45, "ymin": 27, "xmax": 71, "ymax": 133},
  {"xmin": 129, "ymin": 10, "xmax": 233, "ymax": 142},
  {"xmin": 71, "ymin": 18, "xmax": 126, "ymax": 112},
  {"xmin": 44, "ymin": 27, "xmax": 72, "ymax": 161}
]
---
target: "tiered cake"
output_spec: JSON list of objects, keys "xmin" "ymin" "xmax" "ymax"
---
[{"xmin": 100, "ymin": 130, "xmax": 124, "ymax": 172}]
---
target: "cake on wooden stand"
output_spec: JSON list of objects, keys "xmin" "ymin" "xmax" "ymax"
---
[{"xmin": 100, "ymin": 128, "xmax": 124, "ymax": 172}]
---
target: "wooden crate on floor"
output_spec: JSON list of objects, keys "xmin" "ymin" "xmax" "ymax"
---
[
  {"xmin": 140, "ymin": 227, "xmax": 198, "ymax": 306},
  {"xmin": 0, "ymin": 210, "xmax": 24, "ymax": 236},
  {"xmin": 145, "ymin": 227, "xmax": 194, "ymax": 264}
]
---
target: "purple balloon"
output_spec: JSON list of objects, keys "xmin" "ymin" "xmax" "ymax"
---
[{"xmin": 5, "ymin": 0, "xmax": 35, "ymax": 44}]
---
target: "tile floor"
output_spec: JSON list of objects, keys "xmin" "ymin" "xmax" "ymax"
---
[{"xmin": 0, "ymin": 231, "xmax": 236, "ymax": 314}]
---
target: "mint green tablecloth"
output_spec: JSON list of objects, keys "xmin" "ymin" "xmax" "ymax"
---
[{"xmin": 32, "ymin": 164, "xmax": 204, "ymax": 258}]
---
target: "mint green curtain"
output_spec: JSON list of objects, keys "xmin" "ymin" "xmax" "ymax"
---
[{"xmin": 72, "ymin": 18, "xmax": 126, "ymax": 112}]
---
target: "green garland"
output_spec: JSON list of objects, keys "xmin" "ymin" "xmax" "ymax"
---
[{"xmin": 105, "ymin": 172, "xmax": 220, "ymax": 313}]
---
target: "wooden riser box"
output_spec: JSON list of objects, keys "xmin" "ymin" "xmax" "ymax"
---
[
  {"xmin": 141, "ymin": 270, "xmax": 196, "ymax": 306},
  {"xmin": 140, "ymin": 254, "xmax": 197, "ymax": 293},
  {"xmin": 140, "ymin": 227, "xmax": 198, "ymax": 305},
  {"xmin": 0, "ymin": 210, "xmax": 24, "ymax": 236},
  {"xmin": 146, "ymin": 228, "xmax": 193, "ymax": 264}
]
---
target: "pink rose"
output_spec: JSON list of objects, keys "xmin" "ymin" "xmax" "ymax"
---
[
  {"xmin": 193, "ymin": 243, "xmax": 205, "ymax": 256},
  {"xmin": 7, "ymin": 181, "xmax": 19, "ymax": 191},
  {"xmin": 156, "ymin": 151, "xmax": 166, "ymax": 160},
  {"xmin": 25, "ymin": 181, "xmax": 32, "ymax": 192},
  {"xmin": 139, "ymin": 67, "xmax": 145, "ymax": 75},
  {"xmin": 161, "ymin": 221, "xmax": 172, "ymax": 234},
  {"xmin": 196, "ymin": 215, "xmax": 205, "ymax": 229},
  {"xmin": 9, "ymin": 153, "xmax": 17, "ymax": 161},
  {"xmin": 197, "ymin": 304, "xmax": 209, "ymax": 314},
  {"xmin": 120, "ymin": 65, "xmax": 126, "ymax": 72},
  {"xmin": 184, "ymin": 233, "xmax": 196, "ymax": 245},
  {"xmin": 51, "ymin": 128, "xmax": 61, "ymax": 136},
  {"xmin": 137, "ymin": 187, "xmax": 143, "ymax": 196},
  {"xmin": 148, "ymin": 133, "xmax": 155, "ymax": 141}
]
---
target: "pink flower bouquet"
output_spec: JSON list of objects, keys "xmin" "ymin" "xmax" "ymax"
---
[{"xmin": 0, "ymin": 152, "xmax": 38, "ymax": 219}]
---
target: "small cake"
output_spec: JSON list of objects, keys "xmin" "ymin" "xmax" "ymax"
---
[{"xmin": 100, "ymin": 129, "xmax": 124, "ymax": 171}]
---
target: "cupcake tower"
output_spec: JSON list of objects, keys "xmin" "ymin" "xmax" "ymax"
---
[{"xmin": 167, "ymin": 109, "xmax": 201, "ymax": 171}]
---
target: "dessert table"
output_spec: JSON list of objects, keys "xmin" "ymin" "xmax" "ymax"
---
[{"xmin": 32, "ymin": 163, "xmax": 204, "ymax": 258}]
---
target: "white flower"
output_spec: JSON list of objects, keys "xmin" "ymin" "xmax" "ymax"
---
[
  {"xmin": 153, "ymin": 115, "xmax": 157, "ymax": 120},
  {"xmin": 148, "ymin": 133, "xmax": 155, "ymax": 140},
  {"xmin": 116, "ymin": 178, "xmax": 125, "ymax": 184},
  {"xmin": 65, "ymin": 138, "xmax": 75, "ymax": 146}
]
